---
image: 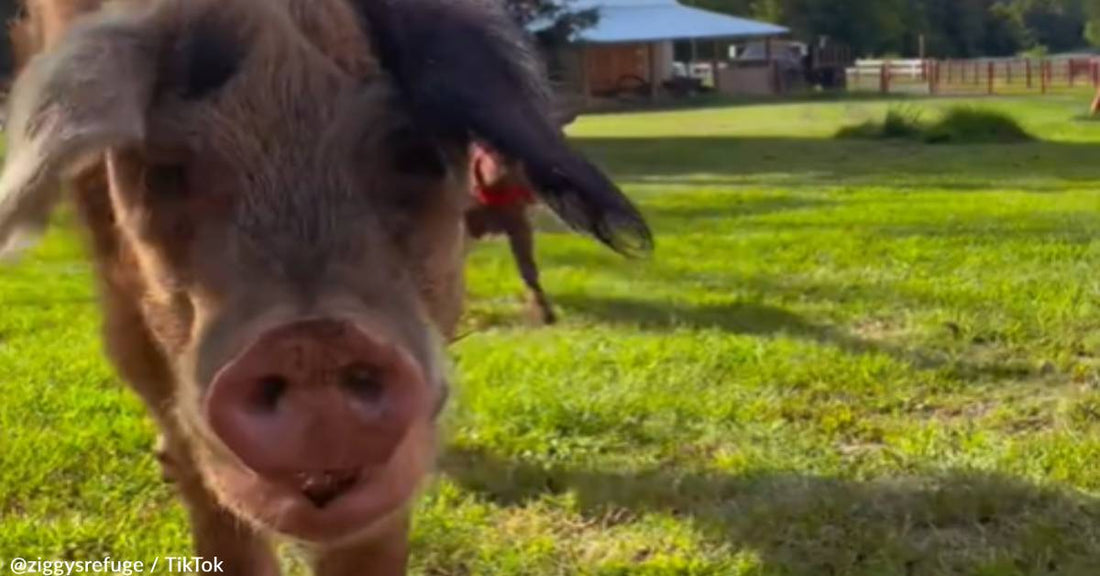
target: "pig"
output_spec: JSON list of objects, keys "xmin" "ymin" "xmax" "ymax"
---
[{"xmin": 0, "ymin": 0, "xmax": 651, "ymax": 573}]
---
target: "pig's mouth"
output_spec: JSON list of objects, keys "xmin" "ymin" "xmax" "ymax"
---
[{"xmin": 202, "ymin": 414, "xmax": 437, "ymax": 544}]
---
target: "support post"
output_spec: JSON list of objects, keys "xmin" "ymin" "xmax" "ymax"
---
[
  {"xmin": 1026, "ymin": 59, "xmax": 1032, "ymax": 89},
  {"xmin": 648, "ymin": 42, "xmax": 659, "ymax": 99},
  {"xmin": 579, "ymin": 47, "xmax": 592, "ymax": 108},
  {"xmin": 987, "ymin": 61, "xmax": 994, "ymax": 95},
  {"xmin": 711, "ymin": 40, "xmax": 721, "ymax": 92}
]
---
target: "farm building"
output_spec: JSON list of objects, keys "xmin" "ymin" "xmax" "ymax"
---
[{"xmin": 538, "ymin": 0, "xmax": 792, "ymax": 103}]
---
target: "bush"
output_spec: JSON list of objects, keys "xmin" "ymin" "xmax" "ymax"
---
[
  {"xmin": 881, "ymin": 107, "xmax": 926, "ymax": 139},
  {"xmin": 923, "ymin": 106, "xmax": 1033, "ymax": 144},
  {"xmin": 835, "ymin": 106, "xmax": 925, "ymax": 140},
  {"xmin": 836, "ymin": 106, "xmax": 1032, "ymax": 144},
  {"xmin": 834, "ymin": 119, "xmax": 885, "ymax": 139}
]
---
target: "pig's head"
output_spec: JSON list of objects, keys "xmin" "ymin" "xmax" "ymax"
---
[{"xmin": 0, "ymin": 0, "xmax": 650, "ymax": 546}]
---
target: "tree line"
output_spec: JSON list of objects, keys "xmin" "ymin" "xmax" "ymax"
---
[
  {"xmin": 4, "ymin": 0, "xmax": 1094, "ymax": 66},
  {"xmin": 684, "ymin": 0, "xmax": 1100, "ymax": 57}
]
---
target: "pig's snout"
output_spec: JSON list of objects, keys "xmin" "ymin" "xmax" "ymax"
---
[{"xmin": 204, "ymin": 319, "xmax": 429, "ymax": 509}]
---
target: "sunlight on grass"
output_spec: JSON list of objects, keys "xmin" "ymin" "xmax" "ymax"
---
[{"xmin": 3, "ymin": 94, "xmax": 1100, "ymax": 574}]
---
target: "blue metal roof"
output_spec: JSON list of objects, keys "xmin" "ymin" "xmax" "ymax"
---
[{"xmin": 561, "ymin": 0, "xmax": 788, "ymax": 44}]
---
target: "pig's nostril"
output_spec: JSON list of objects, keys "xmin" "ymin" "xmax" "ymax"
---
[
  {"xmin": 254, "ymin": 375, "xmax": 290, "ymax": 412},
  {"xmin": 298, "ymin": 469, "xmax": 360, "ymax": 509},
  {"xmin": 342, "ymin": 364, "xmax": 385, "ymax": 405}
]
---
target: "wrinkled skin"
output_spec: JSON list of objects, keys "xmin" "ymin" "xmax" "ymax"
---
[{"xmin": 0, "ymin": 0, "xmax": 652, "ymax": 573}]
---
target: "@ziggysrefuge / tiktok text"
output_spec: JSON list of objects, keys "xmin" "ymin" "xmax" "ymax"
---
[{"xmin": 2, "ymin": 556, "xmax": 225, "ymax": 575}]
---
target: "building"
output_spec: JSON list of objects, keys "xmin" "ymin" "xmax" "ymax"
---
[{"xmin": 540, "ymin": 0, "xmax": 790, "ymax": 104}]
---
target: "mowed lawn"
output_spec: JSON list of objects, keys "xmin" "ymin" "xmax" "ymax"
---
[{"xmin": 3, "ymin": 94, "xmax": 1100, "ymax": 575}]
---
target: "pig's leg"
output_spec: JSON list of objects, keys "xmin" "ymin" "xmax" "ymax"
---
[
  {"xmin": 502, "ymin": 207, "xmax": 556, "ymax": 325},
  {"xmin": 102, "ymin": 298, "xmax": 280, "ymax": 575},
  {"xmin": 74, "ymin": 179, "xmax": 279, "ymax": 576},
  {"xmin": 310, "ymin": 516, "xmax": 410, "ymax": 576}
]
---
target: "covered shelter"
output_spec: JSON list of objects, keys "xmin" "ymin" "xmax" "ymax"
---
[{"xmin": 541, "ymin": 0, "xmax": 789, "ymax": 103}]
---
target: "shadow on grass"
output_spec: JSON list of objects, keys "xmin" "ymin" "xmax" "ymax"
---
[
  {"xmin": 556, "ymin": 294, "xmax": 831, "ymax": 339},
  {"xmin": 580, "ymin": 92, "xmax": 922, "ymax": 118},
  {"xmin": 573, "ymin": 136, "xmax": 1100, "ymax": 190},
  {"xmin": 643, "ymin": 195, "xmax": 834, "ymax": 222},
  {"xmin": 443, "ymin": 448, "xmax": 1100, "ymax": 575},
  {"xmin": 555, "ymin": 294, "xmax": 1034, "ymax": 383}
]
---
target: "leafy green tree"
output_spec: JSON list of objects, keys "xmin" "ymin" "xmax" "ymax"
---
[{"xmin": 682, "ymin": 0, "xmax": 1091, "ymax": 56}]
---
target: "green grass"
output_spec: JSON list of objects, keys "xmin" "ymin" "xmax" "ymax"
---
[{"xmin": 4, "ymin": 93, "xmax": 1100, "ymax": 574}]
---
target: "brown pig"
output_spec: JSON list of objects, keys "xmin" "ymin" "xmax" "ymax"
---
[{"xmin": 0, "ymin": 0, "xmax": 652, "ymax": 573}]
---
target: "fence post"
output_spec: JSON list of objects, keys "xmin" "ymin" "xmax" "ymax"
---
[
  {"xmin": 879, "ymin": 62, "xmax": 890, "ymax": 94},
  {"xmin": 1026, "ymin": 59, "xmax": 1032, "ymax": 89},
  {"xmin": 1093, "ymin": 60, "xmax": 1099, "ymax": 88},
  {"xmin": 987, "ymin": 61, "xmax": 994, "ymax": 94},
  {"xmin": 1006, "ymin": 60, "xmax": 1013, "ymax": 85},
  {"xmin": 1041, "ymin": 60, "xmax": 1048, "ymax": 94},
  {"xmin": 1069, "ymin": 60, "xmax": 1075, "ymax": 87}
]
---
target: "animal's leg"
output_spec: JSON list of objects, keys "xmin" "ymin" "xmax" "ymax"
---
[
  {"xmin": 76, "ymin": 177, "xmax": 280, "ymax": 575},
  {"xmin": 155, "ymin": 428, "xmax": 282, "ymax": 576},
  {"xmin": 310, "ymin": 515, "xmax": 410, "ymax": 576}
]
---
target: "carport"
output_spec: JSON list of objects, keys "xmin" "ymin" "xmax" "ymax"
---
[{"xmin": 549, "ymin": 0, "xmax": 789, "ymax": 101}]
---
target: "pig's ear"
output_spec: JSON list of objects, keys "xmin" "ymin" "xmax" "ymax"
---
[
  {"xmin": 355, "ymin": 1, "xmax": 654, "ymax": 256},
  {"xmin": 0, "ymin": 15, "xmax": 157, "ymax": 259}
]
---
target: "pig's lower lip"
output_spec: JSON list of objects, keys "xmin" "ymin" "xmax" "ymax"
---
[
  {"xmin": 263, "ymin": 466, "xmax": 414, "ymax": 543},
  {"xmin": 208, "ymin": 421, "xmax": 434, "ymax": 545}
]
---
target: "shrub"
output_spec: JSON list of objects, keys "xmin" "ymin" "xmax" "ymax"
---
[
  {"xmin": 881, "ymin": 107, "xmax": 926, "ymax": 139},
  {"xmin": 836, "ymin": 106, "xmax": 1032, "ymax": 144},
  {"xmin": 922, "ymin": 106, "xmax": 1033, "ymax": 144},
  {"xmin": 835, "ymin": 106, "xmax": 925, "ymax": 140}
]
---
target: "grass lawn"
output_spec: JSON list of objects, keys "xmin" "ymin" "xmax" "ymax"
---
[{"xmin": 3, "ymin": 93, "xmax": 1100, "ymax": 575}]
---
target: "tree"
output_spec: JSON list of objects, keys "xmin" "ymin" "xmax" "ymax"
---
[
  {"xmin": 682, "ymin": 0, "xmax": 1091, "ymax": 57},
  {"xmin": 504, "ymin": 0, "xmax": 599, "ymax": 46}
]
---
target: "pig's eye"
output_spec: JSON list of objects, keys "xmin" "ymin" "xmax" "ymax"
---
[{"xmin": 142, "ymin": 164, "xmax": 189, "ymax": 198}]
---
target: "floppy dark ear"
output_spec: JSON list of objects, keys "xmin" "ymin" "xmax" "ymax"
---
[
  {"xmin": 0, "ymin": 13, "xmax": 157, "ymax": 258},
  {"xmin": 354, "ymin": 0, "xmax": 653, "ymax": 256}
]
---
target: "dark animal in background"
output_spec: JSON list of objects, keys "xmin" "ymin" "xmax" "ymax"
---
[
  {"xmin": 465, "ymin": 144, "xmax": 556, "ymax": 324},
  {"xmin": 0, "ymin": 0, "xmax": 651, "ymax": 574}
]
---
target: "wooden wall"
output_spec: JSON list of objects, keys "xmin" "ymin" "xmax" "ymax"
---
[{"xmin": 584, "ymin": 43, "xmax": 651, "ymax": 95}]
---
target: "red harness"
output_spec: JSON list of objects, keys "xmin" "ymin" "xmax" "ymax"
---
[
  {"xmin": 475, "ymin": 183, "xmax": 536, "ymax": 207},
  {"xmin": 471, "ymin": 146, "xmax": 536, "ymax": 208}
]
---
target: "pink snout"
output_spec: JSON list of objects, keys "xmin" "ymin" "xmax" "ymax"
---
[{"xmin": 204, "ymin": 319, "xmax": 430, "ymax": 509}]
